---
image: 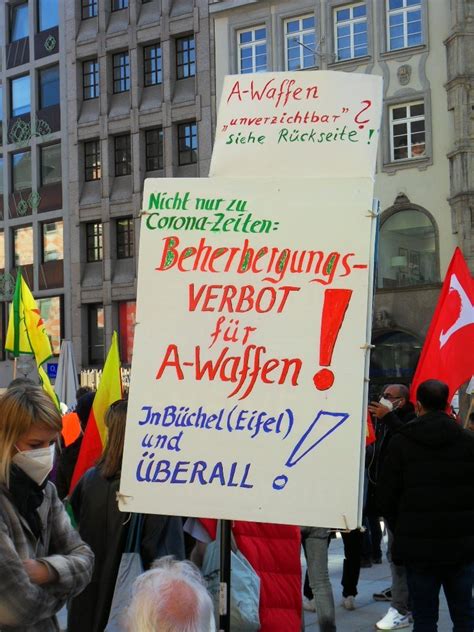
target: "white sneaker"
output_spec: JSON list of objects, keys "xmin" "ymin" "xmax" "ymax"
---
[
  {"xmin": 376, "ymin": 607, "xmax": 412, "ymax": 630},
  {"xmin": 341, "ymin": 595, "xmax": 355, "ymax": 610},
  {"xmin": 303, "ymin": 596, "xmax": 316, "ymax": 612}
]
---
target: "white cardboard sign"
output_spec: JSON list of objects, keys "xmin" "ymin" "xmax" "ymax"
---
[
  {"xmin": 119, "ymin": 177, "xmax": 376, "ymax": 528},
  {"xmin": 210, "ymin": 71, "xmax": 383, "ymax": 179}
]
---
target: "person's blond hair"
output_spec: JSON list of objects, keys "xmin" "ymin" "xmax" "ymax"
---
[
  {"xmin": 0, "ymin": 385, "xmax": 62, "ymax": 486},
  {"xmin": 97, "ymin": 399, "xmax": 127, "ymax": 478}
]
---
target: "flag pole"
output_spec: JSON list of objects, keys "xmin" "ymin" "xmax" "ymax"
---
[{"xmin": 12, "ymin": 357, "xmax": 17, "ymax": 380}]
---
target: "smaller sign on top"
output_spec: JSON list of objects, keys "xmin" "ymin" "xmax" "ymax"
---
[{"xmin": 210, "ymin": 71, "xmax": 383, "ymax": 180}]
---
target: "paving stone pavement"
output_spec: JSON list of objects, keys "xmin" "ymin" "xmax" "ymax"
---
[{"xmin": 304, "ymin": 534, "xmax": 452, "ymax": 632}]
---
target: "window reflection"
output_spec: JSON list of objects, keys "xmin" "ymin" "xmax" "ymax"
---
[{"xmin": 378, "ymin": 209, "xmax": 438, "ymax": 288}]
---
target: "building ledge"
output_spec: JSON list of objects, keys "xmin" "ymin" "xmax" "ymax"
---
[
  {"xmin": 210, "ymin": 0, "xmax": 261, "ymax": 15},
  {"xmin": 380, "ymin": 44, "xmax": 427, "ymax": 62}
]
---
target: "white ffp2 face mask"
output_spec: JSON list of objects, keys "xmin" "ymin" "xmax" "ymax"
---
[
  {"xmin": 12, "ymin": 444, "xmax": 55, "ymax": 486},
  {"xmin": 379, "ymin": 397, "xmax": 394, "ymax": 411}
]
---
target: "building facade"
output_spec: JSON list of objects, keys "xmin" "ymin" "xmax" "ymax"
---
[
  {"xmin": 210, "ymin": 0, "xmax": 472, "ymax": 391},
  {"xmin": 0, "ymin": 0, "xmax": 67, "ymax": 384},
  {"xmin": 0, "ymin": 0, "xmax": 472, "ymax": 389},
  {"xmin": 65, "ymin": 0, "xmax": 214, "ymax": 371}
]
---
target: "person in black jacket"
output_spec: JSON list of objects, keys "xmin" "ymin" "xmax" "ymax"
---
[
  {"xmin": 67, "ymin": 399, "xmax": 185, "ymax": 632},
  {"xmin": 367, "ymin": 384, "xmax": 415, "ymax": 630},
  {"xmin": 375, "ymin": 379, "xmax": 474, "ymax": 632}
]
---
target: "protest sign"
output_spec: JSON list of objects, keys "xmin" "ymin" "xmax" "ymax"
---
[
  {"xmin": 119, "ymin": 176, "xmax": 376, "ymax": 528},
  {"xmin": 210, "ymin": 71, "xmax": 383, "ymax": 179}
]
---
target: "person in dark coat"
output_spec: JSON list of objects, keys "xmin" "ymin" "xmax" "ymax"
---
[
  {"xmin": 375, "ymin": 379, "xmax": 474, "ymax": 632},
  {"xmin": 55, "ymin": 391, "xmax": 95, "ymax": 500},
  {"xmin": 67, "ymin": 399, "xmax": 185, "ymax": 632},
  {"xmin": 367, "ymin": 384, "xmax": 416, "ymax": 629}
]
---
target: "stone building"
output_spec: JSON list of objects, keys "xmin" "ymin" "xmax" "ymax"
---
[{"xmin": 210, "ymin": 0, "xmax": 473, "ymax": 392}]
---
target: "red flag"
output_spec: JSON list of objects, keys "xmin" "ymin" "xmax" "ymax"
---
[
  {"xmin": 366, "ymin": 411, "xmax": 376, "ymax": 446},
  {"xmin": 69, "ymin": 332, "xmax": 122, "ymax": 493},
  {"xmin": 410, "ymin": 248, "xmax": 474, "ymax": 404}
]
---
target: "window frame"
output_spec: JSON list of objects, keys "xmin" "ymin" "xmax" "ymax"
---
[
  {"xmin": 41, "ymin": 220, "xmax": 64, "ymax": 263},
  {"xmin": 87, "ymin": 303, "xmax": 105, "ymax": 365},
  {"xmin": 333, "ymin": 3, "xmax": 368, "ymax": 62},
  {"xmin": 85, "ymin": 222, "xmax": 103, "ymax": 263},
  {"xmin": 13, "ymin": 224, "xmax": 34, "ymax": 267},
  {"xmin": 143, "ymin": 43, "xmax": 162, "ymax": 87},
  {"xmin": 176, "ymin": 35, "xmax": 196, "ymax": 80},
  {"xmin": 84, "ymin": 139, "xmax": 101, "ymax": 182},
  {"xmin": 10, "ymin": 2, "xmax": 29, "ymax": 42},
  {"xmin": 40, "ymin": 143, "xmax": 62, "ymax": 187},
  {"xmin": 389, "ymin": 100, "xmax": 425, "ymax": 163},
  {"xmin": 11, "ymin": 149, "xmax": 32, "ymax": 192},
  {"xmin": 237, "ymin": 26, "xmax": 267, "ymax": 74},
  {"xmin": 386, "ymin": 0, "xmax": 422, "ymax": 52},
  {"xmin": 114, "ymin": 134, "xmax": 132, "ymax": 177},
  {"xmin": 38, "ymin": 64, "xmax": 60, "ymax": 110},
  {"xmin": 10, "ymin": 74, "xmax": 31, "ymax": 118},
  {"xmin": 116, "ymin": 217, "xmax": 134, "ymax": 259},
  {"xmin": 177, "ymin": 122, "xmax": 198, "ymax": 166},
  {"xmin": 111, "ymin": 0, "xmax": 128, "ymax": 11},
  {"xmin": 37, "ymin": 0, "xmax": 59, "ymax": 32},
  {"xmin": 112, "ymin": 51, "xmax": 130, "ymax": 93},
  {"xmin": 145, "ymin": 127, "xmax": 164, "ymax": 172},
  {"xmin": 82, "ymin": 59, "xmax": 99, "ymax": 100},
  {"xmin": 81, "ymin": 0, "xmax": 98, "ymax": 20},
  {"xmin": 284, "ymin": 14, "xmax": 317, "ymax": 71}
]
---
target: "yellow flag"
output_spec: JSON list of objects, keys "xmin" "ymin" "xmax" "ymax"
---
[{"xmin": 5, "ymin": 273, "xmax": 53, "ymax": 365}]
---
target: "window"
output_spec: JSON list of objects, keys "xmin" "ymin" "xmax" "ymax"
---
[
  {"xmin": 111, "ymin": 0, "xmax": 128, "ymax": 10},
  {"xmin": 145, "ymin": 128, "xmax": 164, "ymax": 171},
  {"xmin": 11, "ymin": 75, "xmax": 30, "ymax": 117},
  {"xmin": 0, "ymin": 157, "xmax": 3, "ymax": 195},
  {"xmin": 38, "ymin": 0, "xmax": 59, "ymax": 32},
  {"xmin": 39, "ymin": 65, "xmax": 60, "ymax": 109},
  {"xmin": 13, "ymin": 225, "xmax": 33, "ymax": 266},
  {"xmin": 42, "ymin": 220, "xmax": 63, "ymax": 262},
  {"xmin": 119, "ymin": 300, "xmax": 136, "ymax": 364},
  {"xmin": 84, "ymin": 140, "xmax": 101, "ymax": 181},
  {"xmin": 387, "ymin": 0, "xmax": 422, "ymax": 51},
  {"xmin": 12, "ymin": 150, "xmax": 31, "ymax": 191},
  {"xmin": 82, "ymin": 0, "xmax": 98, "ymax": 19},
  {"xmin": 370, "ymin": 331, "xmax": 421, "ymax": 381},
  {"xmin": 238, "ymin": 27, "xmax": 267, "ymax": 74},
  {"xmin": 178, "ymin": 122, "xmax": 197, "ymax": 166},
  {"xmin": 116, "ymin": 217, "xmax": 134, "ymax": 259},
  {"xmin": 86, "ymin": 222, "xmax": 103, "ymax": 262},
  {"xmin": 88, "ymin": 304, "xmax": 104, "ymax": 364},
  {"xmin": 285, "ymin": 16, "xmax": 316, "ymax": 70},
  {"xmin": 83, "ymin": 59, "xmax": 99, "ymax": 100},
  {"xmin": 0, "ymin": 232, "xmax": 4, "ymax": 271},
  {"xmin": 114, "ymin": 135, "xmax": 131, "ymax": 176},
  {"xmin": 377, "ymin": 209, "xmax": 438, "ymax": 289},
  {"xmin": 176, "ymin": 36, "xmax": 195, "ymax": 79},
  {"xmin": 40, "ymin": 144, "xmax": 61, "ymax": 186},
  {"xmin": 10, "ymin": 3, "xmax": 28, "ymax": 42},
  {"xmin": 113, "ymin": 52, "xmax": 130, "ymax": 93},
  {"xmin": 334, "ymin": 3, "xmax": 368, "ymax": 61},
  {"xmin": 390, "ymin": 101, "xmax": 425, "ymax": 161},
  {"xmin": 37, "ymin": 296, "xmax": 61, "ymax": 354},
  {"xmin": 144, "ymin": 44, "xmax": 162, "ymax": 86}
]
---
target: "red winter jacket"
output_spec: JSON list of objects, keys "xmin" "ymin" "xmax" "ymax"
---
[{"xmin": 200, "ymin": 519, "xmax": 302, "ymax": 632}]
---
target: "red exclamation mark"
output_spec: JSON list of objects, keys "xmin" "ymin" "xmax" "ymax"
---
[{"xmin": 313, "ymin": 289, "xmax": 353, "ymax": 390}]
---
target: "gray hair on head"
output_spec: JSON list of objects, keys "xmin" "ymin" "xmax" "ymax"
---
[{"xmin": 126, "ymin": 556, "xmax": 215, "ymax": 632}]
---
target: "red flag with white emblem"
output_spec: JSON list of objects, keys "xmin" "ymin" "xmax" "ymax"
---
[{"xmin": 410, "ymin": 248, "xmax": 474, "ymax": 403}]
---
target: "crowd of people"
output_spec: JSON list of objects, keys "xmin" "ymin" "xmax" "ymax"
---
[{"xmin": 0, "ymin": 377, "xmax": 472, "ymax": 631}]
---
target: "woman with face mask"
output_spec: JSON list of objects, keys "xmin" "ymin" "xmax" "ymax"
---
[{"xmin": 0, "ymin": 384, "xmax": 94, "ymax": 632}]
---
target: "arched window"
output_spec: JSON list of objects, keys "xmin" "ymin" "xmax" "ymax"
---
[{"xmin": 377, "ymin": 204, "xmax": 439, "ymax": 289}]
